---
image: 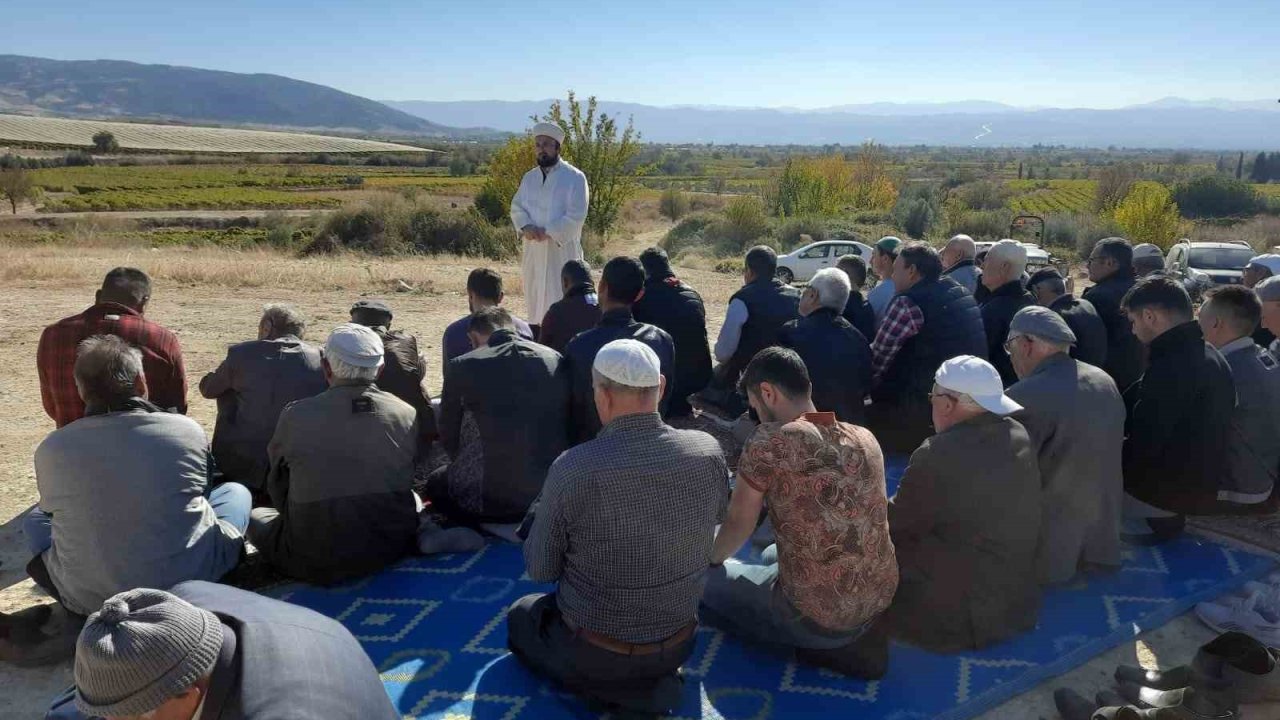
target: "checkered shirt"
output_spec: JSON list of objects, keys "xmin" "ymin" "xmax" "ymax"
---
[{"xmin": 871, "ymin": 294, "xmax": 925, "ymax": 383}]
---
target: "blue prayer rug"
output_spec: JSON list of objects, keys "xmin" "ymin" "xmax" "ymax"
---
[{"xmin": 274, "ymin": 456, "xmax": 1276, "ymax": 720}]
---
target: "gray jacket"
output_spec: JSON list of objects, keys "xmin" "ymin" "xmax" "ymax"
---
[
  {"xmin": 1220, "ymin": 337, "xmax": 1280, "ymax": 503},
  {"xmin": 200, "ymin": 336, "xmax": 326, "ymax": 490},
  {"xmin": 1008, "ymin": 354, "xmax": 1125, "ymax": 585},
  {"xmin": 35, "ymin": 408, "xmax": 243, "ymax": 615},
  {"xmin": 943, "ymin": 260, "xmax": 980, "ymax": 295}
]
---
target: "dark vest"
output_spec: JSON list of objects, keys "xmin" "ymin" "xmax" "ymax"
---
[
  {"xmin": 725, "ymin": 278, "xmax": 801, "ymax": 378},
  {"xmin": 875, "ymin": 277, "xmax": 987, "ymax": 404}
]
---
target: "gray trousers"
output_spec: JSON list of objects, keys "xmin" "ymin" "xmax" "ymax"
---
[{"xmin": 506, "ymin": 593, "xmax": 692, "ymax": 715}]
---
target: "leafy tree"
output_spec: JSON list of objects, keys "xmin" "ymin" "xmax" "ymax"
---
[
  {"xmin": 1113, "ymin": 182, "xmax": 1181, "ymax": 249},
  {"xmin": 1236, "ymin": 152, "xmax": 1244, "ymax": 180},
  {"xmin": 448, "ymin": 156, "xmax": 472, "ymax": 177},
  {"xmin": 92, "ymin": 131, "xmax": 119, "ymax": 153},
  {"xmin": 537, "ymin": 91, "xmax": 645, "ymax": 237},
  {"xmin": 658, "ymin": 186, "xmax": 689, "ymax": 221},
  {"xmin": 1251, "ymin": 152, "xmax": 1269, "ymax": 183},
  {"xmin": 894, "ymin": 184, "xmax": 940, "ymax": 239},
  {"xmin": 1271, "ymin": 152, "xmax": 1280, "ymax": 182},
  {"xmin": 1172, "ymin": 176, "xmax": 1261, "ymax": 219},
  {"xmin": 1095, "ymin": 163, "xmax": 1138, "ymax": 213},
  {"xmin": 0, "ymin": 166, "xmax": 35, "ymax": 213},
  {"xmin": 475, "ymin": 135, "xmax": 532, "ymax": 225}
]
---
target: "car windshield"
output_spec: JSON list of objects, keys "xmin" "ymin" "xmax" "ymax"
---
[{"xmin": 1189, "ymin": 247, "xmax": 1255, "ymax": 271}]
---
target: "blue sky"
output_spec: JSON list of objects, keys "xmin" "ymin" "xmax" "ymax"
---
[{"xmin": 7, "ymin": 0, "xmax": 1276, "ymax": 108}]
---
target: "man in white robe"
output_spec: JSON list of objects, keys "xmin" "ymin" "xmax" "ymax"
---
[{"xmin": 511, "ymin": 122, "xmax": 590, "ymax": 326}]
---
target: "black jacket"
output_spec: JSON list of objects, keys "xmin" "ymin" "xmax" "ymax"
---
[
  {"xmin": 1123, "ymin": 321, "xmax": 1236, "ymax": 514},
  {"xmin": 564, "ymin": 307, "xmax": 676, "ymax": 443},
  {"xmin": 1083, "ymin": 271, "xmax": 1144, "ymax": 392},
  {"xmin": 980, "ymin": 280, "xmax": 1036, "ymax": 386},
  {"xmin": 876, "ymin": 277, "xmax": 988, "ymax": 406},
  {"xmin": 441, "ymin": 329, "xmax": 570, "ymax": 520},
  {"xmin": 780, "ymin": 308, "xmax": 872, "ymax": 424},
  {"xmin": 842, "ymin": 289, "xmax": 877, "ymax": 344},
  {"xmin": 723, "ymin": 277, "xmax": 801, "ymax": 382},
  {"xmin": 538, "ymin": 282, "xmax": 602, "ymax": 353},
  {"xmin": 1049, "ymin": 294, "xmax": 1108, "ymax": 370},
  {"xmin": 373, "ymin": 328, "xmax": 437, "ymax": 445},
  {"xmin": 633, "ymin": 273, "xmax": 713, "ymax": 417}
]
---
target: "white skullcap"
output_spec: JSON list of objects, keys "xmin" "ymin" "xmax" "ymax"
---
[
  {"xmin": 935, "ymin": 355, "xmax": 1022, "ymax": 416},
  {"xmin": 593, "ymin": 339, "xmax": 660, "ymax": 388},
  {"xmin": 532, "ymin": 122, "xmax": 565, "ymax": 145},
  {"xmin": 325, "ymin": 323, "xmax": 385, "ymax": 368}
]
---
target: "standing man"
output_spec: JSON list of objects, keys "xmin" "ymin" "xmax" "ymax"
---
[
  {"xmin": 1026, "ymin": 268, "xmax": 1108, "ymax": 369},
  {"xmin": 1082, "ymin": 237, "xmax": 1144, "ymax": 392},
  {"xmin": 511, "ymin": 122, "xmax": 590, "ymax": 327},
  {"xmin": 510, "ymin": 340, "xmax": 729, "ymax": 716},
  {"xmin": 940, "ymin": 234, "xmax": 981, "ymax": 294},
  {"xmin": 38, "ymin": 267, "xmax": 187, "ymax": 427},
  {"xmin": 978, "ymin": 239, "xmax": 1036, "ymax": 386},
  {"xmin": 866, "ymin": 236, "xmax": 903, "ymax": 327},
  {"xmin": 633, "ymin": 247, "xmax": 713, "ymax": 418}
]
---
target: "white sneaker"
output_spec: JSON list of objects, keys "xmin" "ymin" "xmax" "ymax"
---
[{"xmin": 1196, "ymin": 592, "xmax": 1280, "ymax": 646}]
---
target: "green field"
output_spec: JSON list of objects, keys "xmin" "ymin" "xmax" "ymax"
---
[{"xmin": 1005, "ymin": 179, "xmax": 1097, "ymax": 215}]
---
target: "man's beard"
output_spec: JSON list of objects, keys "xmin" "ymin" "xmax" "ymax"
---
[{"xmin": 537, "ymin": 152, "xmax": 559, "ymax": 168}]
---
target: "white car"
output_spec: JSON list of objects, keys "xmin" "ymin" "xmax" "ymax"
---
[{"xmin": 775, "ymin": 240, "xmax": 875, "ymax": 284}]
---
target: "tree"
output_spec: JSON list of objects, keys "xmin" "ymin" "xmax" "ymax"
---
[
  {"xmin": 1236, "ymin": 152, "xmax": 1244, "ymax": 180},
  {"xmin": 0, "ymin": 166, "xmax": 35, "ymax": 213},
  {"xmin": 92, "ymin": 131, "xmax": 119, "ymax": 153},
  {"xmin": 1271, "ymin": 152, "xmax": 1280, "ymax": 183},
  {"xmin": 536, "ymin": 91, "xmax": 645, "ymax": 237},
  {"xmin": 658, "ymin": 186, "xmax": 689, "ymax": 221},
  {"xmin": 474, "ymin": 135, "xmax": 532, "ymax": 225},
  {"xmin": 1017, "ymin": 162, "xmax": 1023, "ymax": 180},
  {"xmin": 1250, "ymin": 152, "xmax": 1269, "ymax": 183},
  {"xmin": 1095, "ymin": 163, "xmax": 1138, "ymax": 213},
  {"xmin": 1215, "ymin": 155, "xmax": 1227, "ymax": 174},
  {"xmin": 1026, "ymin": 166, "xmax": 1036, "ymax": 180},
  {"xmin": 1113, "ymin": 182, "xmax": 1181, "ymax": 249},
  {"xmin": 1172, "ymin": 176, "xmax": 1261, "ymax": 219}
]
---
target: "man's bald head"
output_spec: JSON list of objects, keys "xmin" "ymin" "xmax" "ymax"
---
[
  {"xmin": 941, "ymin": 234, "xmax": 977, "ymax": 270},
  {"xmin": 96, "ymin": 267, "xmax": 152, "ymax": 311}
]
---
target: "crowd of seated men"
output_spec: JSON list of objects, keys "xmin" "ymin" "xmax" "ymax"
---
[{"xmin": 7, "ymin": 229, "xmax": 1280, "ymax": 718}]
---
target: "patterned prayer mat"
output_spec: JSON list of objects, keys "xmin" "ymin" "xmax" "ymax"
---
[
  {"xmin": 271, "ymin": 457, "xmax": 1275, "ymax": 720},
  {"xmin": 1189, "ymin": 512, "xmax": 1280, "ymax": 557}
]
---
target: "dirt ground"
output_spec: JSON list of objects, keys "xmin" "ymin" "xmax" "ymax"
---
[{"xmin": 0, "ymin": 241, "xmax": 1270, "ymax": 719}]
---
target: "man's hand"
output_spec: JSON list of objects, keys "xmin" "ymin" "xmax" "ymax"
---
[{"xmin": 521, "ymin": 225, "xmax": 549, "ymax": 241}]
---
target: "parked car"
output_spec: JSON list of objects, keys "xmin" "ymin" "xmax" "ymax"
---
[
  {"xmin": 974, "ymin": 241, "xmax": 1054, "ymax": 272},
  {"xmin": 775, "ymin": 239, "xmax": 875, "ymax": 284},
  {"xmin": 1165, "ymin": 240, "xmax": 1255, "ymax": 299}
]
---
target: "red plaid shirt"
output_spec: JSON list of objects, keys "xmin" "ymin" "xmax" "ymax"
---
[
  {"xmin": 871, "ymin": 295, "xmax": 925, "ymax": 383},
  {"xmin": 37, "ymin": 303, "xmax": 187, "ymax": 427}
]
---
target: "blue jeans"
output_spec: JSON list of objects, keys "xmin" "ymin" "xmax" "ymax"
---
[
  {"xmin": 23, "ymin": 482, "xmax": 252, "ymax": 557},
  {"xmin": 700, "ymin": 544, "xmax": 862, "ymax": 651}
]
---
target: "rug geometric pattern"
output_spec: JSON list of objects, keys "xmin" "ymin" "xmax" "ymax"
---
[{"xmin": 275, "ymin": 456, "xmax": 1276, "ymax": 719}]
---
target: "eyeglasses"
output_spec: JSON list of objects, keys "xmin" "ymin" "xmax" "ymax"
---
[
  {"xmin": 1003, "ymin": 334, "xmax": 1026, "ymax": 355},
  {"xmin": 928, "ymin": 390, "xmax": 959, "ymax": 402}
]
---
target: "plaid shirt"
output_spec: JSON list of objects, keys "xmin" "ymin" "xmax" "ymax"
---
[
  {"xmin": 871, "ymin": 295, "xmax": 925, "ymax": 383},
  {"xmin": 38, "ymin": 303, "xmax": 187, "ymax": 427},
  {"xmin": 523, "ymin": 412, "xmax": 730, "ymax": 643}
]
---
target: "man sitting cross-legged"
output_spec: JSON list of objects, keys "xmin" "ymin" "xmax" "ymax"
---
[
  {"xmin": 537, "ymin": 259, "xmax": 602, "ymax": 353},
  {"xmin": 701, "ymin": 347, "xmax": 898, "ymax": 678},
  {"xmin": 509, "ymin": 339, "xmax": 730, "ymax": 716},
  {"xmin": 778, "ymin": 268, "xmax": 873, "ymax": 424},
  {"xmin": 24, "ymin": 335, "xmax": 249, "ymax": 619},
  {"xmin": 886, "ymin": 355, "xmax": 1042, "ymax": 652},
  {"xmin": 247, "ymin": 324, "xmax": 420, "ymax": 585}
]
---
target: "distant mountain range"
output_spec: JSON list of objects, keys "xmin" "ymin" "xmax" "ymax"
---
[
  {"xmin": 386, "ymin": 98, "xmax": 1280, "ymax": 149},
  {"xmin": 0, "ymin": 55, "xmax": 487, "ymax": 138}
]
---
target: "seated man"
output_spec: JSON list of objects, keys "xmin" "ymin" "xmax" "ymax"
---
[
  {"xmin": 696, "ymin": 245, "xmax": 800, "ymax": 416},
  {"xmin": 1026, "ymin": 267, "xmax": 1108, "ymax": 369},
  {"xmin": 866, "ymin": 236, "xmax": 902, "ymax": 326},
  {"xmin": 1006, "ymin": 307, "xmax": 1125, "ymax": 585},
  {"xmin": 940, "ymin": 233, "xmax": 980, "ymax": 294},
  {"xmin": 538, "ymin": 260, "xmax": 602, "ymax": 353},
  {"xmin": 442, "ymin": 268, "xmax": 533, "ymax": 364},
  {"xmin": 887, "ymin": 356, "xmax": 1041, "ymax": 652},
  {"xmin": 248, "ymin": 324, "xmax": 419, "ymax": 585},
  {"xmin": 1131, "ymin": 243, "xmax": 1167, "ymax": 277},
  {"xmin": 432, "ymin": 307, "xmax": 570, "ymax": 524},
  {"xmin": 779, "ymin": 268, "xmax": 873, "ymax": 424},
  {"xmin": 836, "ymin": 254, "xmax": 877, "ymax": 342},
  {"xmin": 200, "ymin": 304, "xmax": 326, "ymax": 491},
  {"xmin": 349, "ymin": 298, "xmax": 438, "ymax": 447},
  {"xmin": 1261, "ymin": 277, "xmax": 1280, "ymax": 359},
  {"xmin": 633, "ymin": 247, "xmax": 713, "ymax": 418},
  {"xmin": 1120, "ymin": 275, "xmax": 1235, "ymax": 543},
  {"xmin": 703, "ymin": 347, "xmax": 896, "ymax": 678},
  {"xmin": 1243, "ymin": 254, "xmax": 1280, "ymax": 347},
  {"xmin": 978, "ymin": 239, "xmax": 1036, "ymax": 386},
  {"xmin": 565, "ymin": 256, "xmax": 676, "ymax": 443},
  {"xmin": 868, "ymin": 242, "xmax": 987, "ymax": 453},
  {"xmin": 510, "ymin": 340, "xmax": 730, "ymax": 715},
  {"xmin": 48, "ymin": 582, "xmax": 397, "ymax": 720},
  {"xmin": 1083, "ymin": 237, "xmax": 1143, "ymax": 392},
  {"xmin": 38, "ymin": 267, "xmax": 186, "ymax": 428},
  {"xmin": 24, "ymin": 336, "xmax": 248, "ymax": 617},
  {"xmin": 1198, "ymin": 286, "xmax": 1280, "ymax": 511}
]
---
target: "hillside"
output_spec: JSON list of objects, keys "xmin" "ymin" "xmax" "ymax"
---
[
  {"xmin": 386, "ymin": 99, "xmax": 1280, "ymax": 149},
  {"xmin": 0, "ymin": 55, "xmax": 469, "ymax": 137}
]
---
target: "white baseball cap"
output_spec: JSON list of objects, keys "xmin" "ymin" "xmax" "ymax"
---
[
  {"xmin": 934, "ymin": 355, "xmax": 1022, "ymax": 415},
  {"xmin": 325, "ymin": 323, "xmax": 385, "ymax": 369},
  {"xmin": 594, "ymin": 339, "xmax": 661, "ymax": 388}
]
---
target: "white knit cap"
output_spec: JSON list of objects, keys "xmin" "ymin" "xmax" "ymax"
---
[
  {"xmin": 935, "ymin": 355, "xmax": 1023, "ymax": 416},
  {"xmin": 532, "ymin": 122, "xmax": 565, "ymax": 145},
  {"xmin": 325, "ymin": 323, "xmax": 385, "ymax": 369},
  {"xmin": 593, "ymin": 339, "xmax": 661, "ymax": 388}
]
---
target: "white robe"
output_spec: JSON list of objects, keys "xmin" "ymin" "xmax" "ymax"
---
[{"xmin": 510, "ymin": 159, "xmax": 589, "ymax": 324}]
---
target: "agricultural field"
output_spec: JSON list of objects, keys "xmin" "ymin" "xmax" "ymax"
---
[
  {"xmin": 1005, "ymin": 179, "xmax": 1098, "ymax": 215},
  {"xmin": 0, "ymin": 114, "xmax": 432, "ymax": 154}
]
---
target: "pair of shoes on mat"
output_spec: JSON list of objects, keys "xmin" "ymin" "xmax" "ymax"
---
[
  {"xmin": 1054, "ymin": 687, "xmax": 1237, "ymax": 719},
  {"xmin": 1195, "ymin": 588, "xmax": 1280, "ymax": 647},
  {"xmin": 1115, "ymin": 631, "xmax": 1280, "ymax": 705}
]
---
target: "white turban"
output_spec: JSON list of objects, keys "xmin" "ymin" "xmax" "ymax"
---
[{"xmin": 531, "ymin": 122, "xmax": 565, "ymax": 146}]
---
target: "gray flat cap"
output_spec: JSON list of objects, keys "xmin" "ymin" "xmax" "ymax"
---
[
  {"xmin": 1010, "ymin": 305, "xmax": 1077, "ymax": 345},
  {"xmin": 1258, "ymin": 276, "xmax": 1280, "ymax": 303}
]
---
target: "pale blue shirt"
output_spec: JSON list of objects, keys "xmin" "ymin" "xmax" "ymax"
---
[
  {"xmin": 867, "ymin": 278, "xmax": 897, "ymax": 330},
  {"xmin": 714, "ymin": 299, "xmax": 750, "ymax": 364}
]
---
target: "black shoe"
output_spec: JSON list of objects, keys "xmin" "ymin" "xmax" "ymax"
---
[
  {"xmin": 1115, "ymin": 664, "xmax": 1193, "ymax": 692},
  {"xmin": 1055, "ymin": 688, "xmax": 1135, "ymax": 720},
  {"xmin": 795, "ymin": 624, "xmax": 889, "ymax": 680}
]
